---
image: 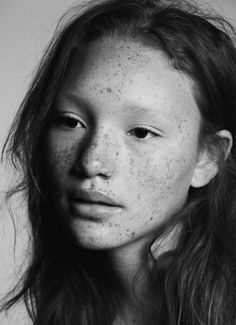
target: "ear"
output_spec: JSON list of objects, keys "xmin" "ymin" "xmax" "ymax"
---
[{"xmin": 191, "ymin": 130, "xmax": 233, "ymax": 188}]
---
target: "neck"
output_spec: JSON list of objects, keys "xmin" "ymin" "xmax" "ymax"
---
[
  {"xmin": 108, "ymin": 225, "xmax": 180, "ymax": 299},
  {"xmin": 107, "ymin": 226, "xmax": 181, "ymax": 324},
  {"xmin": 108, "ymin": 237, "xmax": 148, "ymax": 299},
  {"xmin": 108, "ymin": 238, "xmax": 153, "ymax": 325}
]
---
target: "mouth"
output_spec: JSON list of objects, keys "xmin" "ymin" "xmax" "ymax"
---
[
  {"xmin": 69, "ymin": 190, "xmax": 123, "ymax": 218},
  {"xmin": 72, "ymin": 190, "xmax": 122, "ymax": 206}
]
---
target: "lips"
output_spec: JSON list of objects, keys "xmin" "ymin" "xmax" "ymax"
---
[
  {"xmin": 70, "ymin": 190, "xmax": 122, "ymax": 207},
  {"xmin": 69, "ymin": 190, "xmax": 123, "ymax": 218}
]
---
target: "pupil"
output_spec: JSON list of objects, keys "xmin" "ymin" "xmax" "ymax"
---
[
  {"xmin": 65, "ymin": 117, "xmax": 77, "ymax": 127},
  {"xmin": 134, "ymin": 128, "xmax": 148, "ymax": 138}
]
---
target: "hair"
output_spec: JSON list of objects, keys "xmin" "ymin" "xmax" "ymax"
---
[{"xmin": 1, "ymin": 0, "xmax": 236, "ymax": 324}]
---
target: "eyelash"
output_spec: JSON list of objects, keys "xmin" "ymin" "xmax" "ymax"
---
[
  {"xmin": 55, "ymin": 113, "xmax": 160, "ymax": 140},
  {"xmin": 127, "ymin": 127, "xmax": 160, "ymax": 140},
  {"xmin": 56, "ymin": 113, "xmax": 86, "ymax": 129}
]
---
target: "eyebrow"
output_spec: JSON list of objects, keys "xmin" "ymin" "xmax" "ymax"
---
[
  {"xmin": 57, "ymin": 93, "xmax": 90, "ymax": 111},
  {"xmin": 121, "ymin": 101, "xmax": 175, "ymax": 125},
  {"xmin": 58, "ymin": 92, "xmax": 175, "ymax": 125}
]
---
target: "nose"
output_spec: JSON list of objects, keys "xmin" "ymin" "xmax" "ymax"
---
[{"xmin": 75, "ymin": 129, "xmax": 116, "ymax": 179}]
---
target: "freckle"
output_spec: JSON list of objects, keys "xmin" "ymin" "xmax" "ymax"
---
[
  {"xmin": 150, "ymin": 217, "xmax": 153, "ymax": 221},
  {"xmin": 128, "ymin": 57, "xmax": 131, "ymax": 60},
  {"xmin": 99, "ymin": 89, "xmax": 104, "ymax": 94},
  {"xmin": 131, "ymin": 232, "xmax": 136, "ymax": 236},
  {"xmin": 106, "ymin": 87, "xmax": 112, "ymax": 93},
  {"xmin": 118, "ymin": 63, "xmax": 121, "ymax": 67}
]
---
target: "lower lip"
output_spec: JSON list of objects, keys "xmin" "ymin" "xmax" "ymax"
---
[{"xmin": 69, "ymin": 201, "xmax": 122, "ymax": 219}]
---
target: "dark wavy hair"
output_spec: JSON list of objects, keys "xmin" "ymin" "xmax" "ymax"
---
[{"xmin": 1, "ymin": 0, "xmax": 236, "ymax": 324}]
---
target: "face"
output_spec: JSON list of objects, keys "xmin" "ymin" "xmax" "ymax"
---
[{"xmin": 45, "ymin": 37, "xmax": 201, "ymax": 250}]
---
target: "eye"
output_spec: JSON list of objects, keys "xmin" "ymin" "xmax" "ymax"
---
[
  {"xmin": 127, "ymin": 127, "xmax": 160, "ymax": 140},
  {"xmin": 55, "ymin": 112, "xmax": 86, "ymax": 129}
]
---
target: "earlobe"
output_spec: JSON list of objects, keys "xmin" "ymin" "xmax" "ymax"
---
[{"xmin": 190, "ymin": 130, "xmax": 233, "ymax": 189}]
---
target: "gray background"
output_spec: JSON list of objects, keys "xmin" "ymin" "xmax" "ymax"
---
[{"xmin": 0, "ymin": 0, "xmax": 235, "ymax": 323}]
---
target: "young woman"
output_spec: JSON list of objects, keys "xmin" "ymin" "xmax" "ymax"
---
[{"xmin": 1, "ymin": 0, "xmax": 236, "ymax": 324}]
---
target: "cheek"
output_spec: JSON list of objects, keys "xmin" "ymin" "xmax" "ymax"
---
[
  {"xmin": 127, "ymin": 147, "xmax": 195, "ymax": 206},
  {"xmin": 45, "ymin": 132, "xmax": 77, "ymax": 183}
]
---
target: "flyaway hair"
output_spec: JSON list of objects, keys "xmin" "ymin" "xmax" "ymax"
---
[{"xmin": 1, "ymin": 0, "xmax": 236, "ymax": 324}]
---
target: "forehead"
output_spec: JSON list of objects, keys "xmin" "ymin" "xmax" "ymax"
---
[
  {"xmin": 66, "ymin": 37, "xmax": 176, "ymax": 85},
  {"xmin": 60, "ymin": 37, "xmax": 200, "ymax": 126}
]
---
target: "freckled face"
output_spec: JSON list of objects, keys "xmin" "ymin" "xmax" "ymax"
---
[{"xmin": 46, "ymin": 37, "xmax": 201, "ymax": 250}]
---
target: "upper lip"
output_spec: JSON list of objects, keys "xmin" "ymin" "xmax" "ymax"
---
[{"xmin": 70, "ymin": 190, "xmax": 122, "ymax": 207}]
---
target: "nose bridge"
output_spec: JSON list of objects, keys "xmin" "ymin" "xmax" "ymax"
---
[{"xmin": 78, "ymin": 127, "xmax": 116, "ymax": 178}]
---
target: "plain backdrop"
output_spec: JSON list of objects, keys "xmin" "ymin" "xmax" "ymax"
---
[{"xmin": 0, "ymin": 0, "xmax": 236, "ymax": 324}]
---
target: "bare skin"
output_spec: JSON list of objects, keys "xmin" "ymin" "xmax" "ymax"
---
[{"xmin": 46, "ymin": 36, "xmax": 206, "ymax": 323}]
